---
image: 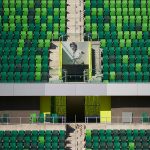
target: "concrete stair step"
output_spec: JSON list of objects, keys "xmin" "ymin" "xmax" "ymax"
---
[
  {"xmin": 49, "ymin": 42, "xmax": 60, "ymax": 80},
  {"xmin": 66, "ymin": 124, "xmax": 86, "ymax": 150},
  {"xmin": 67, "ymin": 0, "xmax": 84, "ymax": 42}
]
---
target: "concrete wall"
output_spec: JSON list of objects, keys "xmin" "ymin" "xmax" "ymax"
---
[
  {"xmin": 1, "ymin": 83, "xmax": 150, "ymax": 96},
  {"xmin": 0, "ymin": 97, "xmax": 40, "ymax": 124},
  {"xmin": 0, "ymin": 110, "xmax": 40, "ymax": 124},
  {"xmin": 111, "ymin": 96, "xmax": 150, "ymax": 123}
]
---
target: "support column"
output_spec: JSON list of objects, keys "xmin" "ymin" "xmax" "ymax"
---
[
  {"xmin": 40, "ymin": 96, "xmax": 51, "ymax": 114},
  {"xmin": 99, "ymin": 96, "xmax": 111, "ymax": 123}
]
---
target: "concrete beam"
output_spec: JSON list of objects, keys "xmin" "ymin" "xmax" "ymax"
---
[{"xmin": 0, "ymin": 83, "xmax": 150, "ymax": 96}]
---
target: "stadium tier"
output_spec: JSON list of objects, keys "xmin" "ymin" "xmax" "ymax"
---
[
  {"xmin": 1, "ymin": 0, "xmax": 150, "ymax": 83},
  {"xmin": 84, "ymin": 0, "xmax": 150, "ymax": 82},
  {"xmin": 1, "ymin": 0, "xmax": 150, "ymax": 150},
  {"xmin": 0, "ymin": 0, "xmax": 66, "ymax": 82},
  {"xmin": 85, "ymin": 129, "xmax": 150, "ymax": 149},
  {"xmin": 0, "ymin": 130, "xmax": 66, "ymax": 149}
]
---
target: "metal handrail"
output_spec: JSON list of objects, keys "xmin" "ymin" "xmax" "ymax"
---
[
  {"xmin": 57, "ymin": 33, "xmax": 92, "ymax": 42},
  {"xmin": 0, "ymin": 116, "xmax": 66, "ymax": 125},
  {"xmin": 85, "ymin": 116, "xmax": 150, "ymax": 124}
]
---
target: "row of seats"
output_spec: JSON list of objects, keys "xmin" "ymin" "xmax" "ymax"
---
[
  {"xmin": 0, "ymin": 130, "xmax": 66, "ymax": 136},
  {"xmin": 0, "ymin": 136, "xmax": 65, "ymax": 141},
  {"xmin": 86, "ymin": 25, "xmax": 150, "ymax": 40},
  {"xmin": 0, "ymin": 143, "xmax": 65, "ymax": 150},
  {"xmin": 1, "ymin": 8, "xmax": 66, "ymax": 16},
  {"xmin": 0, "ymin": 23, "xmax": 65, "ymax": 31},
  {"xmin": 88, "ymin": 16, "xmax": 150, "ymax": 25},
  {"xmin": 103, "ymin": 57, "xmax": 149, "ymax": 64},
  {"xmin": 0, "ymin": 0, "xmax": 66, "ymax": 8},
  {"xmin": 0, "ymin": 48, "xmax": 49, "ymax": 56},
  {"xmin": 0, "ymin": 130, "xmax": 66, "ymax": 149},
  {"xmin": 0, "ymin": 31, "xmax": 53, "ymax": 40},
  {"xmin": 86, "ymin": 25, "xmax": 150, "ymax": 39},
  {"xmin": 0, "ymin": 25, "xmax": 64, "ymax": 40},
  {"xmin": 0, "ymin": 55, "xmax": 49, "ymax": 62},
  {"xmin": 0, "ymin": 22, "xmax": 65, "ymax": 34},
  {"xmin": 99, "ymin": 31, "xmax": 150, "ymax": 38},
  {"xmin": 85, "ymin": 0, "xmax": 149, "ymax": 8},
  {"xmin": 0, "ymin": 72, "xmax": 49, "ymax": 82},
  {"xmin": 30, "ymin": 113, "xmax": 60, "ymax": 123},
  {"xmin": 95, "ymin": 16, "xmax": 150, "ymax": 23},
  {"xmin": 86, "ymin": 129, "xmax": 150, "ymax": 136},
  {"xmin": 85, "ymin": 8, "xmax": 150, "ymax": 14},
  {"xmin": 85, "ymin": 129, "xmax": 150, "ymax": 149},
  {"xmin": 103, "ymin": 47, "xmax": 150, "ymax": 55},
  {"xmin": 85, "ymin": 8, "xmax": 150, "ymax": 16},
  {"xmin": 103, "ymin": 63, "xmax": 143, "ymax": 72},
  {"xmin": 0, "ymin": 10, "xmax": 65, "ymax": 16},
  {"xmin": 86, "ymin": 136, "xmax": 150, "ymax": 142},
  {"xmin": 86, "ymin": 142, "xmax": 149, "ymax": 149},
  {"xmin": 103, "ymin": 72, "xmax": 150, "ymax": 82},
  {"xmin": 0, "ymin": 16, "xmax": 66, "ymax": 23},
  {"xmin": 100, "ymin": 39, "xmax": 150, "ymax": 47},
  {"xmin": 0, "ymin": 39, "xmax": 51, "ymax": 48},
  {"xmin": 0, "ymin": 64, "xmax": 49, "ymax": 71}
]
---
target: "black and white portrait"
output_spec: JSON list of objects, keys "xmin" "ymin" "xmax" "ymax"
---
[{"xmin": 62, "ymin": 42, "xmax": 88, "ymax": 65}]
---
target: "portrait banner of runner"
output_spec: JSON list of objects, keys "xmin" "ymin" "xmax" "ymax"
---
[{"xmin": 70, "ymin": 42, "xmax": 85, "ymax": 64}]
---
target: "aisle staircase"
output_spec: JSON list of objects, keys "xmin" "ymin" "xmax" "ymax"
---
[
  {"xmin": 67, "ymin": 0, "xmax": 84, "ymax": 42},
  {"xmin": 66, "ymin": 124, "xmax": 86, "ymax": 150},
  {"xmin": 90, "ymin": 42, "xmax": 102, "ymax": 82},
  {"xmin": 49, "ymin": 41, "xmax": 60, "ymax": 81}
]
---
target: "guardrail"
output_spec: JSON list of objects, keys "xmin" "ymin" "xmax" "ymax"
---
[
  {"xmin": 0, "ymin": 116, "xmax": 66, "ymax": 125},
  {"xmin": 85, "ymin": 116, "xmax": 150, "ymax": 124},
  {"xmin": 58, "ymin": 33, "xmax": 93, "ymax": 42},
  {"xmin": 61, "ymin": 69, "xmax": 101, "ymax": 82},
  {"xmin": 1, "ymin": 116, "xmax": 149, "ymax": 125}
]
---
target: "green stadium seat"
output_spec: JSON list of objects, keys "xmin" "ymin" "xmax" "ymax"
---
[{"xmin": 38, "ymin": 113, "xmax": 44, "ymax": 123}]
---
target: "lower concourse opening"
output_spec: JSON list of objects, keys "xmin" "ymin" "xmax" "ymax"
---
[{"xmin": 66, "ymin": 96, "xmax": 85, "ymax": 123}]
